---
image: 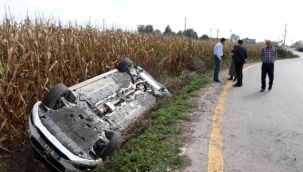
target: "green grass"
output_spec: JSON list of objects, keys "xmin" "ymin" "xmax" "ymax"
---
[
  {"xmin": 277, "ymin": 47, "xmax": 299, "ymax": 59},
  {"xmin": 96, "ymin": 74, "xmax": 208, "ymax": 172}
]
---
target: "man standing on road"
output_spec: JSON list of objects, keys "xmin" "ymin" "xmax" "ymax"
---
[
  {"xmin": 260, "ymin": 40, "xmax": 277, "ymax": 92},
  {"xmin": 213, "ymin": 38, "xmax": 226, "ymax": 82},
  {"xmin": 233, "ymin": 40, "xmax": 247, "ymax": 87}
]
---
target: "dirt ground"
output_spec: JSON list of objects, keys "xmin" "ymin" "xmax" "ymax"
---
[{"xmin": 0, "ymin": 144, "xmax": 52, "ymax": 172}]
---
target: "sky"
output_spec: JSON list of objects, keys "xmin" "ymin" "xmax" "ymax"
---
[{"xmin": 1, "ymin": 0, "xmax": 302, "ymax": 45}]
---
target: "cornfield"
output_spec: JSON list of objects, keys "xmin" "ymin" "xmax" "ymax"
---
[{"xmin": 0, "ymin": 17, "xmax": 262, "ymax": 153}]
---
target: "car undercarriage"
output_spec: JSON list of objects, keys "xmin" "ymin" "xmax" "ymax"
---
[{"xmin": 28, "ymin": 58, "xmax": 171, "ymax": 171}]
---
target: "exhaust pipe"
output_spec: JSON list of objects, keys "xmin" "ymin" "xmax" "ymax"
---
[{"xmin": 139, "ymin": 72, "xmax": 162, "ymax": 91}]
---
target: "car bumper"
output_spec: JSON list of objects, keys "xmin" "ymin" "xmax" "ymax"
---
[{"xmin": 28, "ymin": 102, "xmax": 102, "ymax": 171}]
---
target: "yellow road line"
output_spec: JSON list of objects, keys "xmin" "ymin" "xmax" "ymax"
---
[
  {"xmin": 207, "ymin": 81, "xmax": 232, "ymax": 172},
  {"xmin": 207, "ymin": 64, "xmax": 258, "ymax": 172}
]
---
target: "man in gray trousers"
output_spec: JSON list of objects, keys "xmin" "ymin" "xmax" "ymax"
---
[{"xmin": 213, "ymin": 38, "xmax": 226, "ymax": 82}]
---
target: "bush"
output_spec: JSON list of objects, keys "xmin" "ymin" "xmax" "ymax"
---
[
  {"xmin": 200, "ymin": 34, "xmax": 210, "ymax": 41},
  {"xmin": 277, "ymin": 47, "xmax": 299, "ymax": 59}
]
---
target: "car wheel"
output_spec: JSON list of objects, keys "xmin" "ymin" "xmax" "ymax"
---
[
  {"xmin": 42, "ymin": 83, "xmax": 75, "ymax": 109},
  {"xmin": 116, "ymin": 58, "xmax": 133, "ymax": 72},
  {"xmin": 100, "ymin": 132, "xmax": 123, "ymax": 159}
]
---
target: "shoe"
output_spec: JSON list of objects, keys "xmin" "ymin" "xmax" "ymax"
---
[
  {"xmin": 260, "ymin": 88, "xmax": 265, "ymax": 92},
  {"xmin": 233, "ymin": 84, "xmax": 242, "ymax": 87},
  {"xmin": 227, "ymin": 76, "xmax": 233, "ymax": 80},
  {"xmin": 268, "ymin": 86, "xmax": 272, "ymax": 91},
  {"xmin": 214, "ymin": 79, "xmax": 221, "ymax": 83}
]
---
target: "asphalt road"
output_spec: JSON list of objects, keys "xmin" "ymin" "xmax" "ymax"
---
[{"xmin": 223, "ymin": 52, "xmax": 303, "ymax": 172}]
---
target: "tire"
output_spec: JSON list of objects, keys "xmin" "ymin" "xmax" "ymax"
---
[
  {"xmin": 116, "ymin": 58, "xmax": 133, "ymax": 72},
  {"xmin": 100, "ymin": 133, "xmax": 123, "ymax": 159},
  {"xmin": 42, "ymin": 83, "xmax": 75, "ymax": 109}
]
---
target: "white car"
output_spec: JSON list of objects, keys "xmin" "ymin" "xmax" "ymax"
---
[{"xmin": 28, "ymin": 58, "xmax": 171, "ymax": 171}]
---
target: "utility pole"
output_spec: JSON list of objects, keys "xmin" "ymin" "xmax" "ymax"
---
[
  {"xmin": 230, "ymin": 29, "xmax": 232, "ymax": 42},
  {"xmin": 216, "ymin": 29, "xmax": 219, "ymax": 40},
  {"xmin": 209, "ymin": 29, "xmax": 212, "ymax": 38},
  {"xmin": 184, "ymin": 17, "xmax": 187, "ymax": 31},
  {"xmin": 283, "ymin": 23, "xmax": 287, "ymax": 46},
  {"xmin": 102, "ymin": 19, "xmax": 105, "ymax": 31}
]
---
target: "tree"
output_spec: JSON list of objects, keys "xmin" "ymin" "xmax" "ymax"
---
[
  {"xmin": 137, "ymin": 25, "xmax": 146, "ymax": 33},
  {"xmin": 292, "ymin": 40, "xmax": 303, "ymax": 49},
  {"xmin": 230, "ymin": 34, "xmax": 240, "ymax": 42},
  {"xmin": 177, "ymin": 30, "xmax": 184, "ymax": 37},
  {"xmin": 154, "ymin": 29, "xmax": 162, "ymax": 35},
  {"xmin": 145, "ymin": 25, "xmax": 154, "ymax": 34},
  {"xmin": 183, "ymin": 29, "xmax": 198, "ymax": 39},
  {"xmin": 200, "ymin": 34, "xmax": 210, "ymax": 40},
  {"xmin": 164, "ymin": 25, "xmax": 173, "ymax": 35},
  {"xmin": 137, "ymin": 24, "xmax": 154, "ymax": 34}
]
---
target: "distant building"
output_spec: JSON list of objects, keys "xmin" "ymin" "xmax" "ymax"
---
[{"xmin": 242, "ymin": 37, "xmax": 256, "ymax": 44}]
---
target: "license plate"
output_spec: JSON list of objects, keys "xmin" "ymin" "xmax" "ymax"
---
[{"xmin": 38, "ymin": 137, "xmax": 61, "ymax": 161}]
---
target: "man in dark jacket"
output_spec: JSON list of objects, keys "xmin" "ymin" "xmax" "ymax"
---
[{"xmin": 232, "ymin": 40, "xmax": 247, "ymax": 87}]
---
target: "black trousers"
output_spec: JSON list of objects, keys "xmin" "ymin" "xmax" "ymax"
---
[
  {"xmin": 261, "ymin": 63, "xmax": 274, "ymax": 89},
  {"xmin": 235, "ymin": 61, "xmax": 244, "ymax": 85}
]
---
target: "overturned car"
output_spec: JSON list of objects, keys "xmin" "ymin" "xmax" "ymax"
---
[{"xmin": 28, "ymin": 58, "xmax": 171, "ymax": 171}]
